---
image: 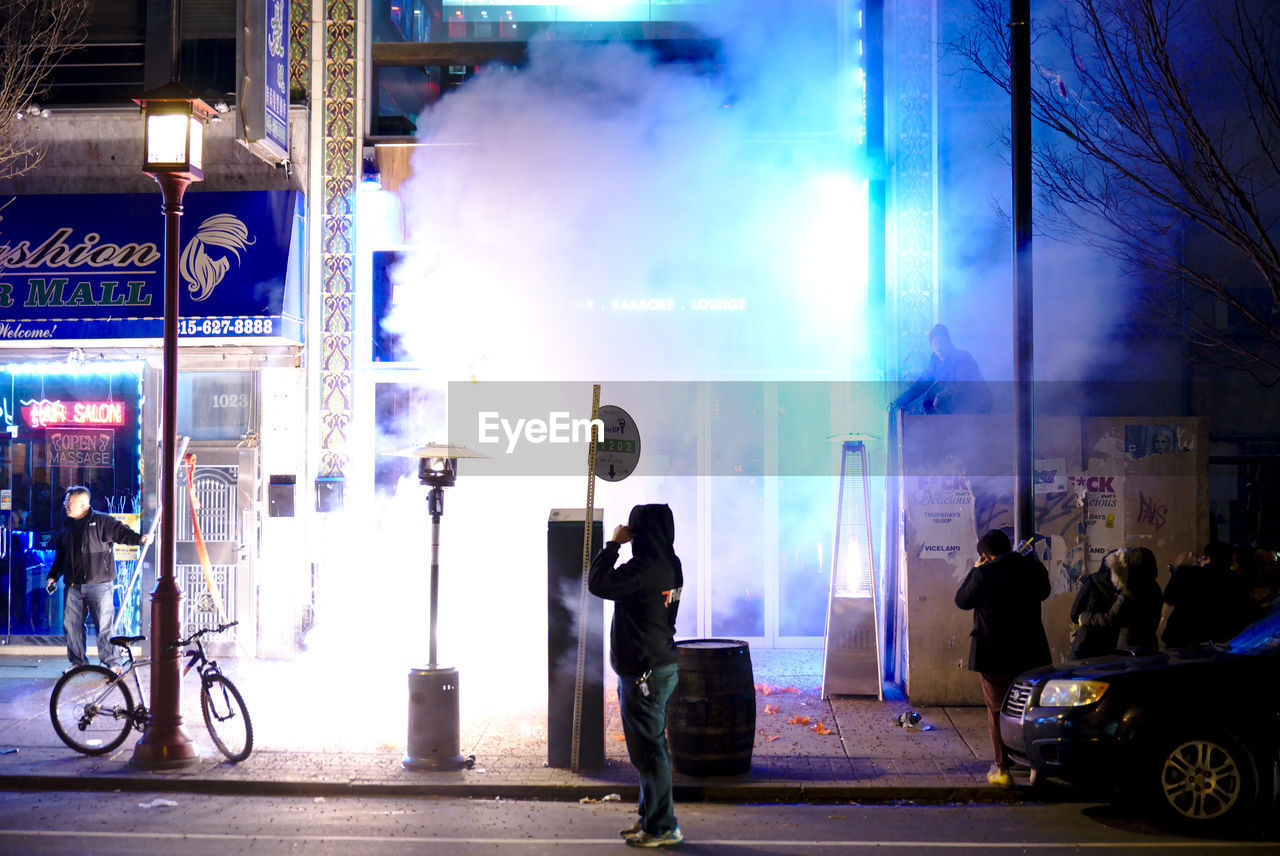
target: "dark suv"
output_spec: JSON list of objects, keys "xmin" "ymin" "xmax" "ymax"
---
[{"xmin": 999, "ymin": 603, "xmax": 1279, "ymax": 831}]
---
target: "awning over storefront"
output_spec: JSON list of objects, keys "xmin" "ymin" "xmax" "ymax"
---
[{"xmin": 0, "ymin": 190, "xmax": 304, "ymax": 345}]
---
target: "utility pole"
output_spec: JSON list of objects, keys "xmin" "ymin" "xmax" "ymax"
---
[{"xmin": 1011, "ymin": 0, "xmax": 1035, "ymax": 546}]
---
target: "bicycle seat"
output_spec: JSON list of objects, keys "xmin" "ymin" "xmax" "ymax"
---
[{"xmin": 110, "ymin": 635, "xmax": 145, "ymax": 646}]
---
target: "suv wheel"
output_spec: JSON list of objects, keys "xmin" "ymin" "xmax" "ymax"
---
[{"xmin": 1149, "ymin": 732, "xmax": 1257, "ymax": 832}]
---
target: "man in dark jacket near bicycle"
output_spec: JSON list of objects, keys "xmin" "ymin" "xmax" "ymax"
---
[
  {"xmin": 46, "ymin": 485, "xmax": 149, "ymax": 672},
  {"xmin": 589, "ymin": 504, "xmax": 684, "ymax": 849}
]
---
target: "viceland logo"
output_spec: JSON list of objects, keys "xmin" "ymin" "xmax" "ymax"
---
[{"xmin": 180, "ymin": 215, "xmax": 255, "ymax": 301}]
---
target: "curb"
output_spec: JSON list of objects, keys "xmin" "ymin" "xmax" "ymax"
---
[{"xmin": 0, "ymin": 774, "xmax": 1039, "ymax": 805}]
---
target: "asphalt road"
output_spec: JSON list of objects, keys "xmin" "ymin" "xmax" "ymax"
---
[{"xmin": 0, "ymin": 792, "xmax": 1275, "ymax": 855}]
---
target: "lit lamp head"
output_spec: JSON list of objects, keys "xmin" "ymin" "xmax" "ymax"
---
[
  {"xmin": 134, "ymin": 81, "xmax": 217, "ymax": 181},
  {"xmin": 420, "ymin": 456, "xmax": 458, "ymax": 489},
  {"xmin": 387, "ymin": 443, "xmax": 489, "ymax": 490}
]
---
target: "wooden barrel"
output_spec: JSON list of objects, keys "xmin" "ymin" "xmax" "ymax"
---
[{"xmin": 667, "ymin": 639, "xmax": 755, "ymax": 777}]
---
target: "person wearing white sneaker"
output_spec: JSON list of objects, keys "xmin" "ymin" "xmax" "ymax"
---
[
  {"xmin": 625, "ymin": 827, "xmax": 684, "ymax": 848},
  {"xmin": 955, "ymin": 530, "xmax": 1051, "ymax": 788},
  {"xmin": 590, "ymin": 504, "xmax": 684, "ymax": 849}
]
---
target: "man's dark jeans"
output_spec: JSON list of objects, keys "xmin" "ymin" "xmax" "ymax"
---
[
  {"xmin": 64, "ymin": 581, "xmax": 121, "ymax": 669},
  {"xmin": 617, "ymin": 661, "xmax": 679, "ymax": 835}
]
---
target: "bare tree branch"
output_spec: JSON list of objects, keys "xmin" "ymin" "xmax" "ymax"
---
[
  {"xmin": 949, "ymin": 0, "xmax": 1280, "ymax": 381},
  {"xmin": 0, "ymin": 0, "xmax": 90, "ymax": 180}
]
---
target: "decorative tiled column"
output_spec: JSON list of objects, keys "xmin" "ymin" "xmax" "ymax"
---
[
  {"xmin": 887, "ymin": 0, "xmax": 937, "ymax": 371},
  {"xmin": 289, "ymin": 0, "xmax": 309, "ymax": 100},
  {"xmin": 319, "ymin": 0, "xmax": 356, "ymax": 478}
]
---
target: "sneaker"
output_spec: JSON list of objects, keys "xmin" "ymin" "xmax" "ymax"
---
[
  {"xmin": 619, "ymin": 821, "xmax": 643, "ymax": 837},
  {"xmin": 987, "ymin": 766, "xmax": 1014, "ymax": 788},
  {"xmin": 625, "ymin": 827, "xmax": 683, "ymax": 848}
]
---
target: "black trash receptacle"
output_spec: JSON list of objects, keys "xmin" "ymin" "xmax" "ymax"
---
[{"xmin": 667, "ymin": 639, "xmax": 755, "ymax": 777}]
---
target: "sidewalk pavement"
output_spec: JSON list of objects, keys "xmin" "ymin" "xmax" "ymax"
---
[{"xmin": 0, "ymin": 647, "xmax": 1029, "ymax": 804}]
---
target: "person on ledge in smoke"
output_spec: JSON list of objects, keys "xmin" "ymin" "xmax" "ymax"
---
[
  {"xmin": 46, "ymin": 485, "xmax": 151, "ymax": 673},
  {"xmin": 1074, "ymin": 547, "xmax": 1163, "ymax": 651},
  {"xmin": 888, "ymin": 323, "xmax": 993, "ymax": 414},
  {"xmin": 589, "ymin": 504, "xmax": 684, "ymax": 849},
  {"xmin": 955, "ymin": 529, "xmax": 1051, "ymax": 788}
]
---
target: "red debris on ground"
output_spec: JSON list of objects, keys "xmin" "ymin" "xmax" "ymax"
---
[{"xmin": 756, "ymin": 684, "xmax": 800, "ymax": 696}]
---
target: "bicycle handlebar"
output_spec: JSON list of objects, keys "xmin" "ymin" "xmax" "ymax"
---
[{"xmin": 165, "ymin": 621, "xmax": 240, "ymax": 650}]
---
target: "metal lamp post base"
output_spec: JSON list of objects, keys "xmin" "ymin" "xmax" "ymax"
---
[{"xmin": 403, "ymin": 666, "xmax": 471, "ymax": 771}]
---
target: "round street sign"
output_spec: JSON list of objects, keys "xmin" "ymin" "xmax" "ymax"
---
[{"xmin": 594, "ymin": 405, "xmax": 640, "ymax": 482}]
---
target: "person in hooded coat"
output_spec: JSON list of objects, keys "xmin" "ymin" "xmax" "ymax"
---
[
  {"xmin": 1076, "ymin": 547, "xmax": 1163, "ymax": 650},
  {"xmin": 887, "ymin": 324, "xmax": 993, "ymax": 415},
  {"xmin": 1068, "ymin": 552, "xmax": 1120, "ymax": 660},
  {"xmin": 589, "ymin": 504, "xmax": 684, "ymax": 849}
]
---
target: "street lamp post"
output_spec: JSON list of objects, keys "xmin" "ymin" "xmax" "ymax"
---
[
  {"xmin": 130, "ymin": 81, "xmax": 215, "ymax": 770},
  {"xmin": 1011, "ymin": 0, "xmax": 1035, "ymax": 546}
]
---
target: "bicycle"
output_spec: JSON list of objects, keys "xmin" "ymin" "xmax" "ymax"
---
[{"xmin": 49, "ymin": 620, "xmax": 254, "ymax": 763}]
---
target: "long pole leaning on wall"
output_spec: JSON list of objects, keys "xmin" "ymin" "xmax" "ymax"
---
[{"xmin": 1011, "ymin": 0, "xmax": 1035, "ymax": 545}]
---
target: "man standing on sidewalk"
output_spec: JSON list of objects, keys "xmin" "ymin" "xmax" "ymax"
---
[
  {"xmin": 589, "ymin": 503, "xmax": 684, "ymax": 849},
  {"xmin": 954, "ymin": 529, "xmax": 1051, "ymax": 787},
  {"xmin": 46, "ymin": 486, "xmax": 150, "ymax": 672}
]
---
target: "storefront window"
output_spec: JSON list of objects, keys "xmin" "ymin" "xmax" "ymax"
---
[
  {"xmin": 369, "ymin": 0, "xmax": 720, "ymax": 137},
  {"xmin": 178, "ymin": 372, "xmax": 255, "ymax": 441},
  {"xmin": 1, "ymin": 365, "xmax": 145, "ymax": 637},
  {"xmin": 372, "ymin": 251, "xmax": 409, "ymax": 363},
  {"xmin": 373, "ymin": 382, "xmax": 445, "ymax": 492}
]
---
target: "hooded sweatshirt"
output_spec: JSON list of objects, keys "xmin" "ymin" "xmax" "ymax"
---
[
  {"xmin": 1078, "ymin": 547, "xmax": 1163, "ymax": 650},
  {"xmin": 588, "ymin": 504, "xmax": 683, "ymax": 678}
]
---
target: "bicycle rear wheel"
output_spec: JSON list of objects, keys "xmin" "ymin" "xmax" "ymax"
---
[
  {"xmin": 201, "ymin": 673, "xmax": 253, "ymax": 762},
  {"xmin": 50, "ymin": 665, "xmax": 135, "ymax": 755}
]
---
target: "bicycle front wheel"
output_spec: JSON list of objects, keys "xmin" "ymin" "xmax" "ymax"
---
[
  {"xmin": 201, "ymin": 673, "xmax": 253, "ymax": 762},
  {"xmin": 50, "ymin": 665, "xmax": 135, "ymax": 755}
]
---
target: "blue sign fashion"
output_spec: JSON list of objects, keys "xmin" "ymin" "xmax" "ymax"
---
[{"xmin": 0, "ymin": 190, "xmax": 304, "ymax": 343}]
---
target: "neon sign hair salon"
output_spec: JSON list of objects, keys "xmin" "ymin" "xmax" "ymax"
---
[{"xmin": 20, "ymin": 399, "xmax": 126, "ymax": 429}]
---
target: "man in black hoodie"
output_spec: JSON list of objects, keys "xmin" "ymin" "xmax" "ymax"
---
[
  {"xmin": 46, "ymin": 486, "xmax": 149, "ymax": 672},
  {"xmin": 589, "ymin": 504, "xmax": 684, "ymax": 849}
]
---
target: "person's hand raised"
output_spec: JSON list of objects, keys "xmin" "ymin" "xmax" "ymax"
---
[{"xmin": 612, "ymin": 525, "xmax": 633, "ymax": 544}]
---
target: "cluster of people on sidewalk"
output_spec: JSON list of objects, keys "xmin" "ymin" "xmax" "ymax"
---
[
  {"xmin": 955, "ymin": 529, "xmax": 1279, "ymax": 789},
  {"xmin": 1071, "ymin": 539, "xmax": 1279, "ymax": 659}
]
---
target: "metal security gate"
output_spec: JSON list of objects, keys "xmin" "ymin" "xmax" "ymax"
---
[{"xmin": 175, "ymin": 445, "xmax": 256, "ymax": 653}]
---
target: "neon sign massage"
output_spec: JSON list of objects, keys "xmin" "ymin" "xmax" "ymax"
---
[{"xmin": 20, "ymin": 399, "xmax": 126, "ymax": 429}]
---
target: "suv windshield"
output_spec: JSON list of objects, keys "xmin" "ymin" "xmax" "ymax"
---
[{"xmin": 1226, "ymin": 601, "xmax": 1280, "ymax": 654}]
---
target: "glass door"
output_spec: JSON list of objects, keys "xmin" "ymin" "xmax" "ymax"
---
[{"xmin": 2, "ymin": 437, "xmax": 63, "ymax": 640}]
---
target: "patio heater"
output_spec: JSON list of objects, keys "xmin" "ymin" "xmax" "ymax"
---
[
  {"xmin": 821, "ymin": 437, "xmax": 883, "ymax": 699},
  {"xmin": 391, "ymin": 443, "xmax": 487, "ymax": 771}
]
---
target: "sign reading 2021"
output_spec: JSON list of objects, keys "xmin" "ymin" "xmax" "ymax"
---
[{"xmin": 595, "ymin": 405, "xmax": 640, "ymax": 482}]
